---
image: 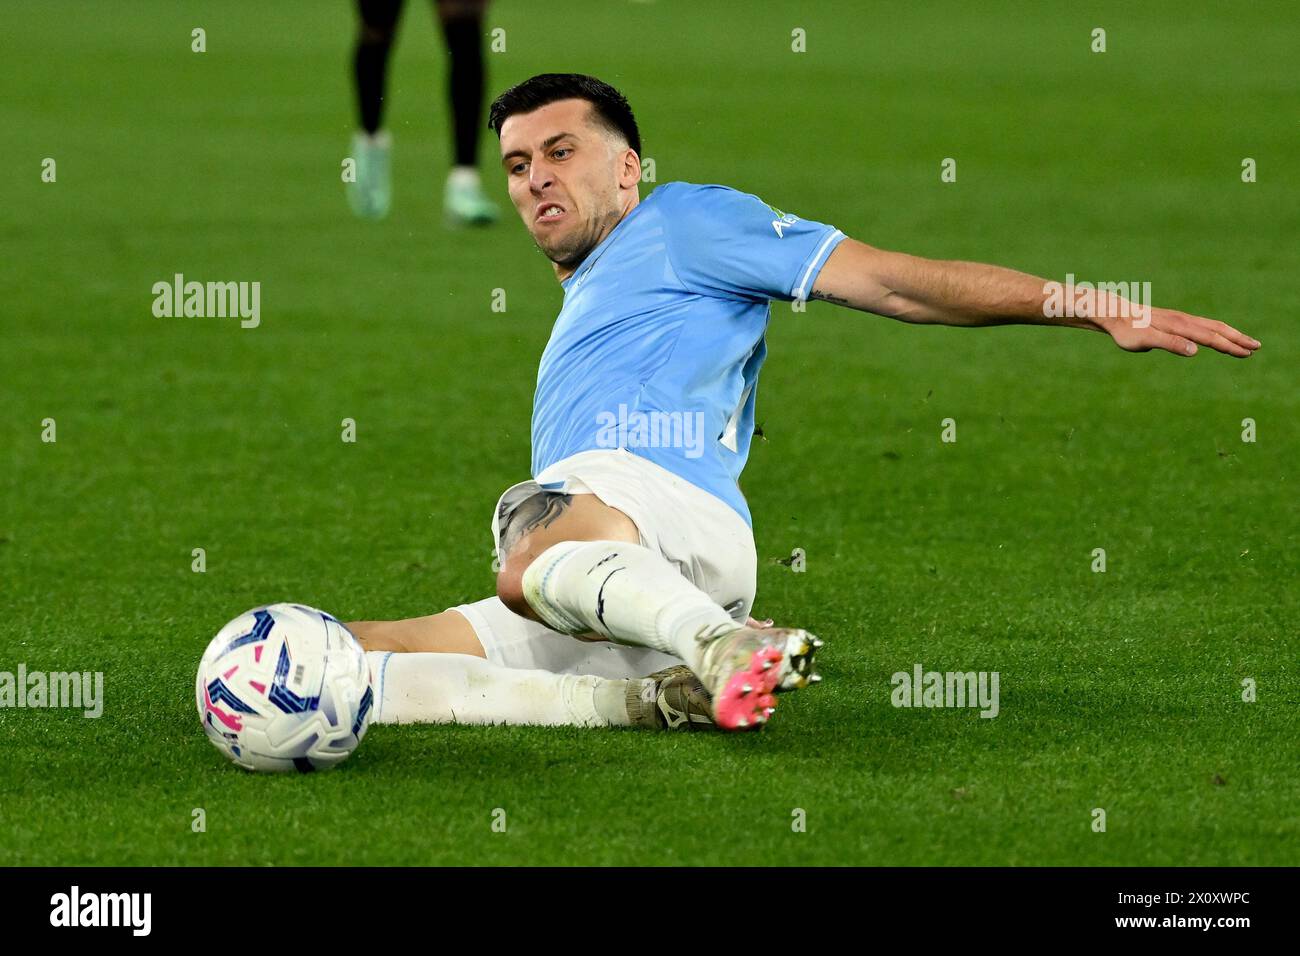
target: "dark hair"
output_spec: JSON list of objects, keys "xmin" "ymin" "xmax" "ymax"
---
[{"xmin": 487, "ymin": 73, "xmax": 641, "ymax": 157}]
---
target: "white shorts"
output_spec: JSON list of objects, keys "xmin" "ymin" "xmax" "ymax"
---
[{"xmin": 453, "ymin": 448, "xmax": 758, "ymax": 679}]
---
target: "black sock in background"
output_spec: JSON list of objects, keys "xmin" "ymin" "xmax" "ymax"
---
[
  {"xmin": 354, "ymin": 0, "xmax": 404, "ymax": 134},
  {"xmin": 440, "ymin": 13, "xmax": 484, "ymax": 167}
]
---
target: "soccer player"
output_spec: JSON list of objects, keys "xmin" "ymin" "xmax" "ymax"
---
[
  {"xmin": 347, "ymin": 0, "xmax": 499, "ymax": 224},
  {"xmin": 351, "ymin": 73, "xmax": 1259, "ymax": 733}
]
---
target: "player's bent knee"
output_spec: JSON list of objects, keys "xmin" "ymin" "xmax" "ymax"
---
[
  {"xmin": 497, "ymin": 543, "xmax": 574, "ymax": 622},
  {"xmin": 495, "ymin": 565, "xmax": 530, "ymax": 619}
]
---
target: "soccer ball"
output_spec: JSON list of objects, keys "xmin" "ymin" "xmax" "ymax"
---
[{"xmin": 196, "ymin": 603, "xmax": 373, "ymax": 772}]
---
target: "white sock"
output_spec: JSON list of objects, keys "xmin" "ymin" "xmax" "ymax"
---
[
  {"xmin": 364, "ymin": 650, "xmax": 631, "ymax": 728},
  {"xmin": 520, "ymin": 539, "xmax": 741, "ymax": 672},
  {"xmin": 354, "ymin": 129, "xmax": 391, "ymax": 148},
  {"xmin": 447, "ymin": 165, "xmax": 480, "ymax": 189}
]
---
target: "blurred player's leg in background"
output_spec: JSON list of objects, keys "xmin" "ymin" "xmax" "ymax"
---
[
  {"xmin": 435, "ymin": 0, "xmax": 499, "ymax": 225},
  {"xmin": 348, "ymin": 0, "xmax": 402, "ymax": 219}
]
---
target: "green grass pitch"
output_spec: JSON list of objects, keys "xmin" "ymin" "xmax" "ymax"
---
[{"xmin": 1, "ymin": 0, "xmax": 1296, "ymax": 865}]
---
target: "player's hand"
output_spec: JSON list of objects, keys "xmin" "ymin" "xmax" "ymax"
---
[
  {"xmin": 745, "ymin": 616, "xmax": 774, "ymax": 629},
  {"xmin": 1104, "ymin": 307, "xmax": 1260, "ymax": 358}
]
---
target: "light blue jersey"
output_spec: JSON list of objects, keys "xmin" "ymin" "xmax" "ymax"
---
[{"xmin": 531, "ymin": 181, "xmax": 846, "ymax": 528}]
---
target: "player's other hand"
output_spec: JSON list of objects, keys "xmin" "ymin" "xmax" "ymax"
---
[
  {"xmin": 745, "ymin": 616, "xmax": 774, "ymax": 629},
  {"xmin": 1105, "ymin": 307, "xmax": 1260, "ymax": 358}
]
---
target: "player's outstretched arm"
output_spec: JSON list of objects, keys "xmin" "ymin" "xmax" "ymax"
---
[{"xmin": 809, "ymin": 238, "xmax": 1260, "ymax": 358}]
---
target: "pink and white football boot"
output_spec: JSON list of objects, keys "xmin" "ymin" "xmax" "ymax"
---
[{"xmin": 695, "ymin": 624, "xmax": 823, "ymax": 731}]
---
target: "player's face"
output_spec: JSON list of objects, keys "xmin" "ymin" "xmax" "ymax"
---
[{"xmin": 499, "ymin": 99, "xmax": 638, "ymax": 278}]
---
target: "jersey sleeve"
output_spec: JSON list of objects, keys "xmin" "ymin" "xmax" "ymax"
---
[{"xmin": 662, "ymin": 183, "xmax": 846, "ymax": 302}]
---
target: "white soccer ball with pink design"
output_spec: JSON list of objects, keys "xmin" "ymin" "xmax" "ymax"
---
[{"xmin": 195, "ymin": 603, "xmax": 373, "ymax": 772}]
